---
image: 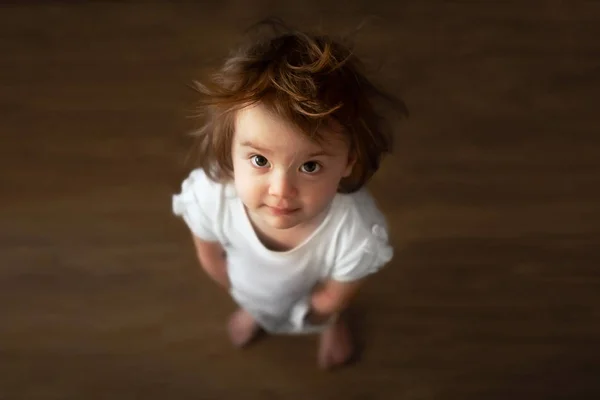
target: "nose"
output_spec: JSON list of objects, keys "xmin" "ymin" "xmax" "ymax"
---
[{"xmin": 268, "ymin": 170, "xmax": 297, "ymax": 199}]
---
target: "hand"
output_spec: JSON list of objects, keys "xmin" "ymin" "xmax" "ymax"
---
[{"xmin": 307, "ymin": 278, "xmax": 365, "ymax": 322}]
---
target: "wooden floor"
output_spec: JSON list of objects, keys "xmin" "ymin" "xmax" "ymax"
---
[{"xmin": 1, "ymin": 1, "xmax": 599, "ymax": 399}]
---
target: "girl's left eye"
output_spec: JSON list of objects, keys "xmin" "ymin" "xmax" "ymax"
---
[{"xmin": 300, "ymin": 161, "xmax": 321, "ymax": 174}]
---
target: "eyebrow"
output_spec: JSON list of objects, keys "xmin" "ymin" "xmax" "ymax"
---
[
  {"xmin": 240, "ymin": 140, "xmax": 332, "ymax": 158},
  {"xmin": 240, "ymin": 141, "xmax": 272, "ymax": 154}
]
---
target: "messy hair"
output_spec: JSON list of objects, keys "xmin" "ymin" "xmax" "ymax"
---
[{"xmin": 189, "ymin": 18, "xmax": 407, "ymax": 193}]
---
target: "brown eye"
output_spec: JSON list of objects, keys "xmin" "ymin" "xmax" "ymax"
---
[
  {"xmin": 251, "ymin": 155, "xmax": 270, "ymax": 168},
  {"xmin": 300, "ymin": 161, "xmax": 321, "ymax": 174}
]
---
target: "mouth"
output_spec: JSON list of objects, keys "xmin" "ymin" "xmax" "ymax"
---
[{"xmin": 266, "ymin": 206, "xmax": 299, "ymax": 216}]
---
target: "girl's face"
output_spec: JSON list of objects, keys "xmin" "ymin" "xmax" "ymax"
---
[{"xmin": 231, "ymin": 103, "xmax": 355, "ymax": 233}]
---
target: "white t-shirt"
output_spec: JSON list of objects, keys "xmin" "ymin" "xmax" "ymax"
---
[{"xmin": 172, "ymin": 168, "xmax": 393, "ymax": 334}]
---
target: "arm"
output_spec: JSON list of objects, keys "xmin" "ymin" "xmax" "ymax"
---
[
  {"xmin": 191, "ymin": 235, "xmax": 230, "ymax": 290},
  {"xmin": 306, "ymin": 278, "xmax": 365, "ymax": 324}
]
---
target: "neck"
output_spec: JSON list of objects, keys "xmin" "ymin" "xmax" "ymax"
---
[{"xmin": 247, "ymin": 205, "xmax": 331, "ymax": 252}]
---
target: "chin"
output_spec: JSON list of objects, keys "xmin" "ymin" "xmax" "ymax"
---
[{"xmin": 264, "ymin": 216, "xmax": 301, "ymax": 230}]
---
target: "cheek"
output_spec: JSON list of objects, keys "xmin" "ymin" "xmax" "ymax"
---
[
  {"xmin": 233, "ymin": 164, "xmax": 262, "ymax": 201},
  {"xmin": 302, "ymin": 176, "xmax": 340, "ymax": 204}
]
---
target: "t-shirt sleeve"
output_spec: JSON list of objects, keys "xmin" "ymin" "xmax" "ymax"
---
[
  {"xmin": 172, "ymin": 169, "xmax": 219, "ymax": 241},
  {"xmin": 331, "ymin": 230, "xmax": 394, "ymax": 282},
  {"xmin": 330, "ymin": 192, "xmax": 394, "ymax": 282}
]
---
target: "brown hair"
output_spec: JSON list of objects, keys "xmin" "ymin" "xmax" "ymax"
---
[{"xmin": 189, "ymin": 19, "xmax": 407, "ymax": 193}]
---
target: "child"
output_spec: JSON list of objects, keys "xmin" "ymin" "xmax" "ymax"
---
[{"xmin": 172, "ymin": 20, "xmax": 406, "ymax": 369}]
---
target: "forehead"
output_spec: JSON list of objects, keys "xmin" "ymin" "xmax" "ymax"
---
[{"xmin": 233, "ymin": 103, "xmax": 346, "ymax": 153}]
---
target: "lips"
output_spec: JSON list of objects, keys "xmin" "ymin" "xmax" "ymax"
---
[{"xmin": 266, "ymin": 205, "xmax": 299, "ymax": 216}]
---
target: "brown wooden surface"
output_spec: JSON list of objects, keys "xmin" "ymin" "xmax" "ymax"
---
[{"xmin": 1, "ymin": 2, "xmax": 599, "ymax": 399}]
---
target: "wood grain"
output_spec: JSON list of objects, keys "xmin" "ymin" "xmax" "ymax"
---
[{"xmin": 1, "ymin": 2, "xmax": 599, "ymax": 399}]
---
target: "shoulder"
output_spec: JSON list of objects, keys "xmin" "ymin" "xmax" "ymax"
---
[
  {"xmin": 173, "ymin": 168, "xmax": 222, "ymax": 207},
  {"xmin": 179, "ymin": 168, "xmax": 222, "ymax": 193},
  {"xmin": 172, "ymin": 168, "xmax": 234, "ymax": 240}
]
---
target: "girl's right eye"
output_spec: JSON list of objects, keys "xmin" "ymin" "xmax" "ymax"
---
[{"xmin": 250, "ymin": 155, "xmax": 270, "ymax": 168}]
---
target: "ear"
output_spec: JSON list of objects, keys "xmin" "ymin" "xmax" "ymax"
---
[{"xmin": 342, "ymin": 152, "xmax": 357, "ymax": 178}]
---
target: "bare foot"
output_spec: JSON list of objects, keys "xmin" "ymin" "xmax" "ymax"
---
[
  {"xmin": 227, "ymin": 308, "xmax": 260, "ymax": 348},
  {"xmin": 317, "ymin": 316, "xmax": 354, "ymax": 370}
]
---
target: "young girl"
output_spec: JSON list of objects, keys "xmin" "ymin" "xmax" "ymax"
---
[{"xmin": 172, "ymin": 20, "xmax": 405, "ymax": 369}]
